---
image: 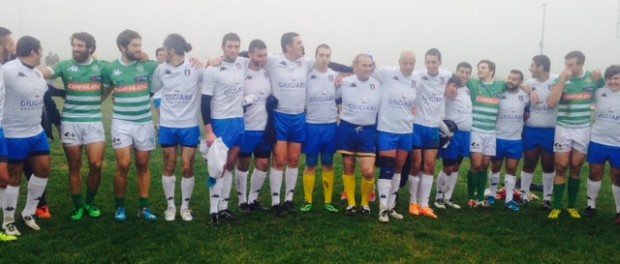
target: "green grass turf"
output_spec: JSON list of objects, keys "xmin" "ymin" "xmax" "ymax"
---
[{"xmin": 1, "ymin": 98, "xmax": 619, "ymax": 263}]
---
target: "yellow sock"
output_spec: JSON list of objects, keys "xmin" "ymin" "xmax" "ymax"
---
[
  {"xmin": 323, "ymin": 170, "xmax": 335, "ymax": 204},
  {"xmin": 343, "ymin": 174, "xmax": 356, "ymax": 207},
  {"xmin": 361, "ymin": 178, "xmax": 375, "ymax": 206},
  {"xmin": 303, "ymin": 172, "xmax": 316, "ymax": 203}
]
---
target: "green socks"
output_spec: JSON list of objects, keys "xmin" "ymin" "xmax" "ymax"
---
[{"xmin": 567, "ymin": 178, "xmax": 581, "ymax": 208}]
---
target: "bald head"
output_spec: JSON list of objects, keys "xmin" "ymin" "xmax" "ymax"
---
[{"xmin": 399, "ymin": 50, "xmax": 416, "ymax": 76}]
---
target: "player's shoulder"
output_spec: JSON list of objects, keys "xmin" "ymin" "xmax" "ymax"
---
[{"xmin": 439, "ymin": 68, "xmax": 452, "ymax": 77}]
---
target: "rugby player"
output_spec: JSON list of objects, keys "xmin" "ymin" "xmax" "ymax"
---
[
  {"xmin": 152, "ymin": 34, "xmax": 201, "ymax": 222},
  {"xmin": 546, "ymin": 51, "xmax": 605, "ymax": 219},
  {"xmin": 102, "ymin": 30, "xmax": 159, "ymax": 222},
  {"xmin": 489, "ymin": 70, "xmax": 529, "ymax": 212},
  {"xmin": 2, "ymin": 36, "xmax": 51, "ymax": 235},
  {"xmin": 39, "ymin": 32, "xmax": 106, "ymax": 221},
  {"xmin": 151, "ymin": 47, "xmax": 167, "ymax": 130}
]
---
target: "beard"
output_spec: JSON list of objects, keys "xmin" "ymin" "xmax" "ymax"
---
[
  {"xmin": 72, "ymin": 50, "xmax": 89, "ymax": 63},
  {"xmin": 125, "ymin": 50, "xmax": 140, "ymax": 61},
  {"xmin": 507, "ymin": 83, "xmax": 519, "ymax": 91}
]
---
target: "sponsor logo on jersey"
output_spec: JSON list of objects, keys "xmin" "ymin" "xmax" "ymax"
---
[
  {"xmin": 562, "ymin": 93, "xmax": 592, "ymax": 101},
  {"xmin": 135, "ymin": 76, "xmax": 148, "ymax": 82},
  {"xmin": 392, "ymin": 76, "xmax": 399, "ymax": 81},
  {"xmin": 246, "ymin": 75, "xmax": 253, "ymax": 80},
  {"xmin": 68, "ymin": 82, "xmax": 102, "ymax": 91},
  {"xmin": 596, "ymin": 112, "xmax": 620, "ymax": 122},
  {"xmin": 113, "ymin": 69, "xmax": 122, "ymax": 76},
  {"xmin": 310, "ymin": 75, "xmax": 317, "ymax": 80},
  {"xmin": 165, "ymin": 69, "xmax": 172, "ymax": 74},
  {"xmin": 185, "ymin": 69, "xmax": 191, "ymax": 76},
  {"xmin": 90, "ymin": 76, "xmax": 102, "ymax": 82},
  {"xmin": 422, "ymin": 94, "xmax": 443, "ymax": 103},
  {"xmin": 476, "ymin": 96, "xmax": 500, "ymax": 105},
  {"xmin": 329, "ymin": 75, "xmax": 334, "ymax": 82},
  {"xmin": 91, "ymin": 65, "xmax": 100, "ymax": 72},
  {"xmin": 308, "ymin": 95, "xmax": 335, "ymax": 103},
  {"xmin": 220, "ymin": 66, "xmax": 227, "ymax": 71},
  {"xmin": 349, "ymin": 83, "xmax": 357, "ymax": 88},
  {"xmin": 278, "ymin": 82, "xmax": 305, "ymax": 89},
  {"xmin": 519, "ymin": 95, "xmax": 525, "ymax": 102},
  {"xmin": 370, "ymin": 83, "xmax": 375, "ymax": 90},
  {"xmin": 280, "ymin": 61, "xmax": 287, "ymax": 66},
  {"xmin": 583, "ymin": 86, "xmax": 594, "ymax": 92},
  {"xmin": 115, "ymin": 83, "xmax": 148, "ymax": 93},
  {"xmin": 17, "ymin": 72, "xmax": 25, "ymax": 77},
  {"xmin": 235, "ymin": 62, "xmax": 242, "ymax": 69},
  {"xmin": 69, "ymin": 65, "xmax": 79, "ymax": 72}
]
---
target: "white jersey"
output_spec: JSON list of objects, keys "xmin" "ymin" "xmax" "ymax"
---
[
  {"xmin": 413, "ymin": 69, "xmax": 452, "ymax": 127},
  {"xmin": 2, "ymin": 59, "xmax": 48, "ymax": 138},
  {"xmin": 243, "ymin": 68, "xmax": 271, "ymax": 131},
  {"xmin": 496, "ymin": 89, "xmax": 530, "ymax": 140},
  {"xmin": 0, "ymin": 63, "xmax": 5, "ymax": 128},
  {"xmin": 338, "ymin": 75, "xmax": 381, "ymax": 126},
  {"xmin": 152, "ymin": 59, "xmax": 203, "ymax": 128},
  {"xmin": 202, "ymin": 57, "xmax": 248, "ymax": 119},
  {"xmin": 372, "ymin": 66, "xmax": 417, "ymax": 133},
  {"xmin": 591, "ymin": 86, "xmax": 620, "ymax": 147},
  {"xmin": 306, "ymin": 68, "xmax": 339, "ymax": 124},
  {"xmin": 444, "ymin": 86, "xmax": 473, "ymax": 132},
  {"xmin": 265, "ymin": 54, "xmax": 314, "ymax": 114},
  {"xmin": 525, "ymin": 74, "xmax": 558, "ymax": 128}
]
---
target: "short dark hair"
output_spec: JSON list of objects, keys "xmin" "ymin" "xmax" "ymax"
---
[
  {"xmin": 565, "ymin": 50, "xmax": 585, "ymax": 66},
  {"xmin": 456, "ymin": 62, "xmax": 472, "ymax": 72},
  {"xmin": 510, "ymin": 69, "xmax": 524, "ymax": 82},
  {"xmin": 71, "ymin": 32, "xmax": 96, "ymax": 55},
  {"xmin": 248, "ymin": 39, "xmax": 266, "ymax": 53},
  {"xmin": 156, "ymin": 47, "xmax": 165, "ymax": 55},
  {"xmin": 280, "ymin": 32, "xmax": 299, "ymax": 53},
  {"xmin": 604, "ymin": 64, "xmax": 620, "ymax": 80},
  {"xmin": 221, "ymin": 32, "xmax": 240, "ymax": 47},
  {"xmin": 425, "ymin": 48, "xmax": 442, "ymax": 62},
  {"xmin": 0, "ymin": 27, "xmax": 11, "ymax": 45},
  {"xmin": 164, "ymin": 33, "xmax": 192, "ymax": 55},
  {"xmin": 16, "ymin": 36, "xmax": 41, "ymax": 57},
  {"xmin": 315, "ymin": 44, "xmax": 330, "ymax": 56},
  {"xmin": 116, "ymin": 29, "xmax": 141, "ymax": 52},
  {"xmin": 478, "ymin": 59, "xmax": 496, "ymax": 77},
  {"xmin": 532, "ymin": 54, "xmax": 551, "ymax": 72},
  {"xmin": 447, "ymin": 74, "xmax": 462, "ymax": 87}
]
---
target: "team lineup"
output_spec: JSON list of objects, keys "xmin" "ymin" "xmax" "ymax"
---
[{"xmin": 1, "ymin": 27, "xmax": 620, "ymax": 242}]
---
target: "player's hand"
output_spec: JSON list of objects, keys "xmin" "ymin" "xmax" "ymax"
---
[
  {"xmin": 189, "ymin": 57, "xmax": 204, "ymax": 69},
  {"xmin": 138, "ymin": 52, "xmax": 150, "ymax": 62},
  {"xmin": 592, "ymin": 69, "xmax": 602, "ymax": 82},
  {"xmin": 560, "ymin": 68, "xmax": 572, "ymax": 82},
  {"xmin": 206, "ymin": 132, "xmax": 216, "ymax": 147},
  {"xmin": 207, "ymin": 57, "xmax": 223, "ymax": 67},
  {"xmin": 411, "ymin": 107, "xmax": 417, "ymax": 116},
  {"xmin": 445, "ymin": 85, "xmax": 457, "ymax": 100},
  {"xmin": 530, "ymin": 90, "xmax": 541, "ymax": 105}
]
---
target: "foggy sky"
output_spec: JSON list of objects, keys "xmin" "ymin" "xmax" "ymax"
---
[{"xmin": 1, "ymin": 0, "xmax": 619, "ymax": 78}]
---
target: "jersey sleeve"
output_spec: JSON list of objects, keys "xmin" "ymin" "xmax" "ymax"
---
[
  {"xmin": 201, "ymin": 68, "xmax": 216, "ymax": 96},
  {"xmin": 371, "ymin": 67, "xmax": 387, "ymax": 82},
  {"xmin": 102, "ymin": 64, "xmax": 113, "ymax": 88},
  {"xmin": 50, "ymin": 61, "xmax": 65, "ymax": 79},
  {"xmin": 151, "ymin": 67, "xmax": 164, "ymax": 95},
  {"xmin": 302, "ymin": 57, "xmax": 315, "ymax": 74}
]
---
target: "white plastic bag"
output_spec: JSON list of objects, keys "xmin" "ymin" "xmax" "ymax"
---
[{"xmin": 203, "ymin": 137, "xmax": 229, "ymax": 180}]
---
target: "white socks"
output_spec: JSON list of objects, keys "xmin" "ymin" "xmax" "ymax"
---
[
  {"xmin": 489, "ymin": 172, "xmax": 500, "ymax": 196},
  {"xmin": 269, "ymin": 168, "xmax": 283, "ymax": 206},
  {"xmin": 248, "ymin": 169, "xmax": 268, "ymax": 203},
  {"xmin": 209, "ymin": 177, "xmax": 223, "ymax": 214},
  {"xmin": 408, "ymin": 174, "xmax": 420, "ymax": 204},
  {"xmin": 586, "ymin": 179, "xmax": 602, "ymax": 209},
  {"xmin": 444, "ymin": 172, "xmax": 459, "ymax": 201},
  {"xmin": 23, "ymin": 174, "xmax": 48, "ymax": 216},
  {"xmin": 520, "ymin": 171, "xmax": 533, "ymax": 200},
  {"xmin": 181, "ymin": 176, "xmax": 194, "ymax": 210},
  {"xmin": 235, "ymin": 169, "xmax": 249, "ymax": 205},
  {"xmin": 284, "ymin": 167, "xmax": 299, "ymax": 202},
  {"xmin": 419, "ymin": 174, "xmax": 434, "ymax": 207},
  {"xmin": 3, "ymin": 185, "xmax": 19, "ymax": 221},
  {"xmin": 388, "ymin": 173, "xmax": 401, "ymax": 209},
  {"xmin": 504, "ymin": 174, "xmax": 516, "ymax": 202},
  {"xmin": 162, "ymin": 175, "xmax": 176, "ymax": 209},
  {"xmin": 612, "ymin": 184, "xmax": 620, "ymax": 213},
  {"xmin": 378, "ymin": 179, "xmax": 391, "ymax": 209},
  {"xmin": 218, "ymin": 170, "xmax": 233, "ymax": 211},
  {"xmin": 436, "ymin": 171, "xmax": 448, "ymax": 200},
  {"xmin": 543, "ymin": 172, "xmax": 555, "ymax": 201}
]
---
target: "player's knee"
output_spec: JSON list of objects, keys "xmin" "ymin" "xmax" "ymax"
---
[
  {"xmin": 380, "ymin": 157, "xmax": 396, "ymax": 180},
  {"xmin": 287, "ymin": 157, "xmax": 299, "ymax": 167},
  {"xmin": 88, "ymin": 159, "xmax": 103, "ymax": 171}
]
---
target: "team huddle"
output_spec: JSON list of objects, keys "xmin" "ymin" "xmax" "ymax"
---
[{"xmin": 1, "ymin": 27, "xmax": 620, "ymax": 242}]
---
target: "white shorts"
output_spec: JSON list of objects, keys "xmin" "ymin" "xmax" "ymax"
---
[
  {"xmin": 470, "ymin": 131, "xmax": 496, "ymax": 156},
  {"xmin": 553, "ymin": 126, "xmax": 589, "ymax": 154},
  {"xmin": 61, "ymin": 122, "xmax": 105, "ymax": 146},
  {"xmin": 111, "ymin": 119, "xmax": 156, "ymax": 151}
]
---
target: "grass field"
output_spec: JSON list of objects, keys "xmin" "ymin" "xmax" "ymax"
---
[{"xmin": 1, "ymin": 97, "xmax": 620, "ymax": 263}]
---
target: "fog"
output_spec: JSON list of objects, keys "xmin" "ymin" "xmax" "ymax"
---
[{"xmin": 1, "ymin": 0, "xmax": 619, "ymax": 77}]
